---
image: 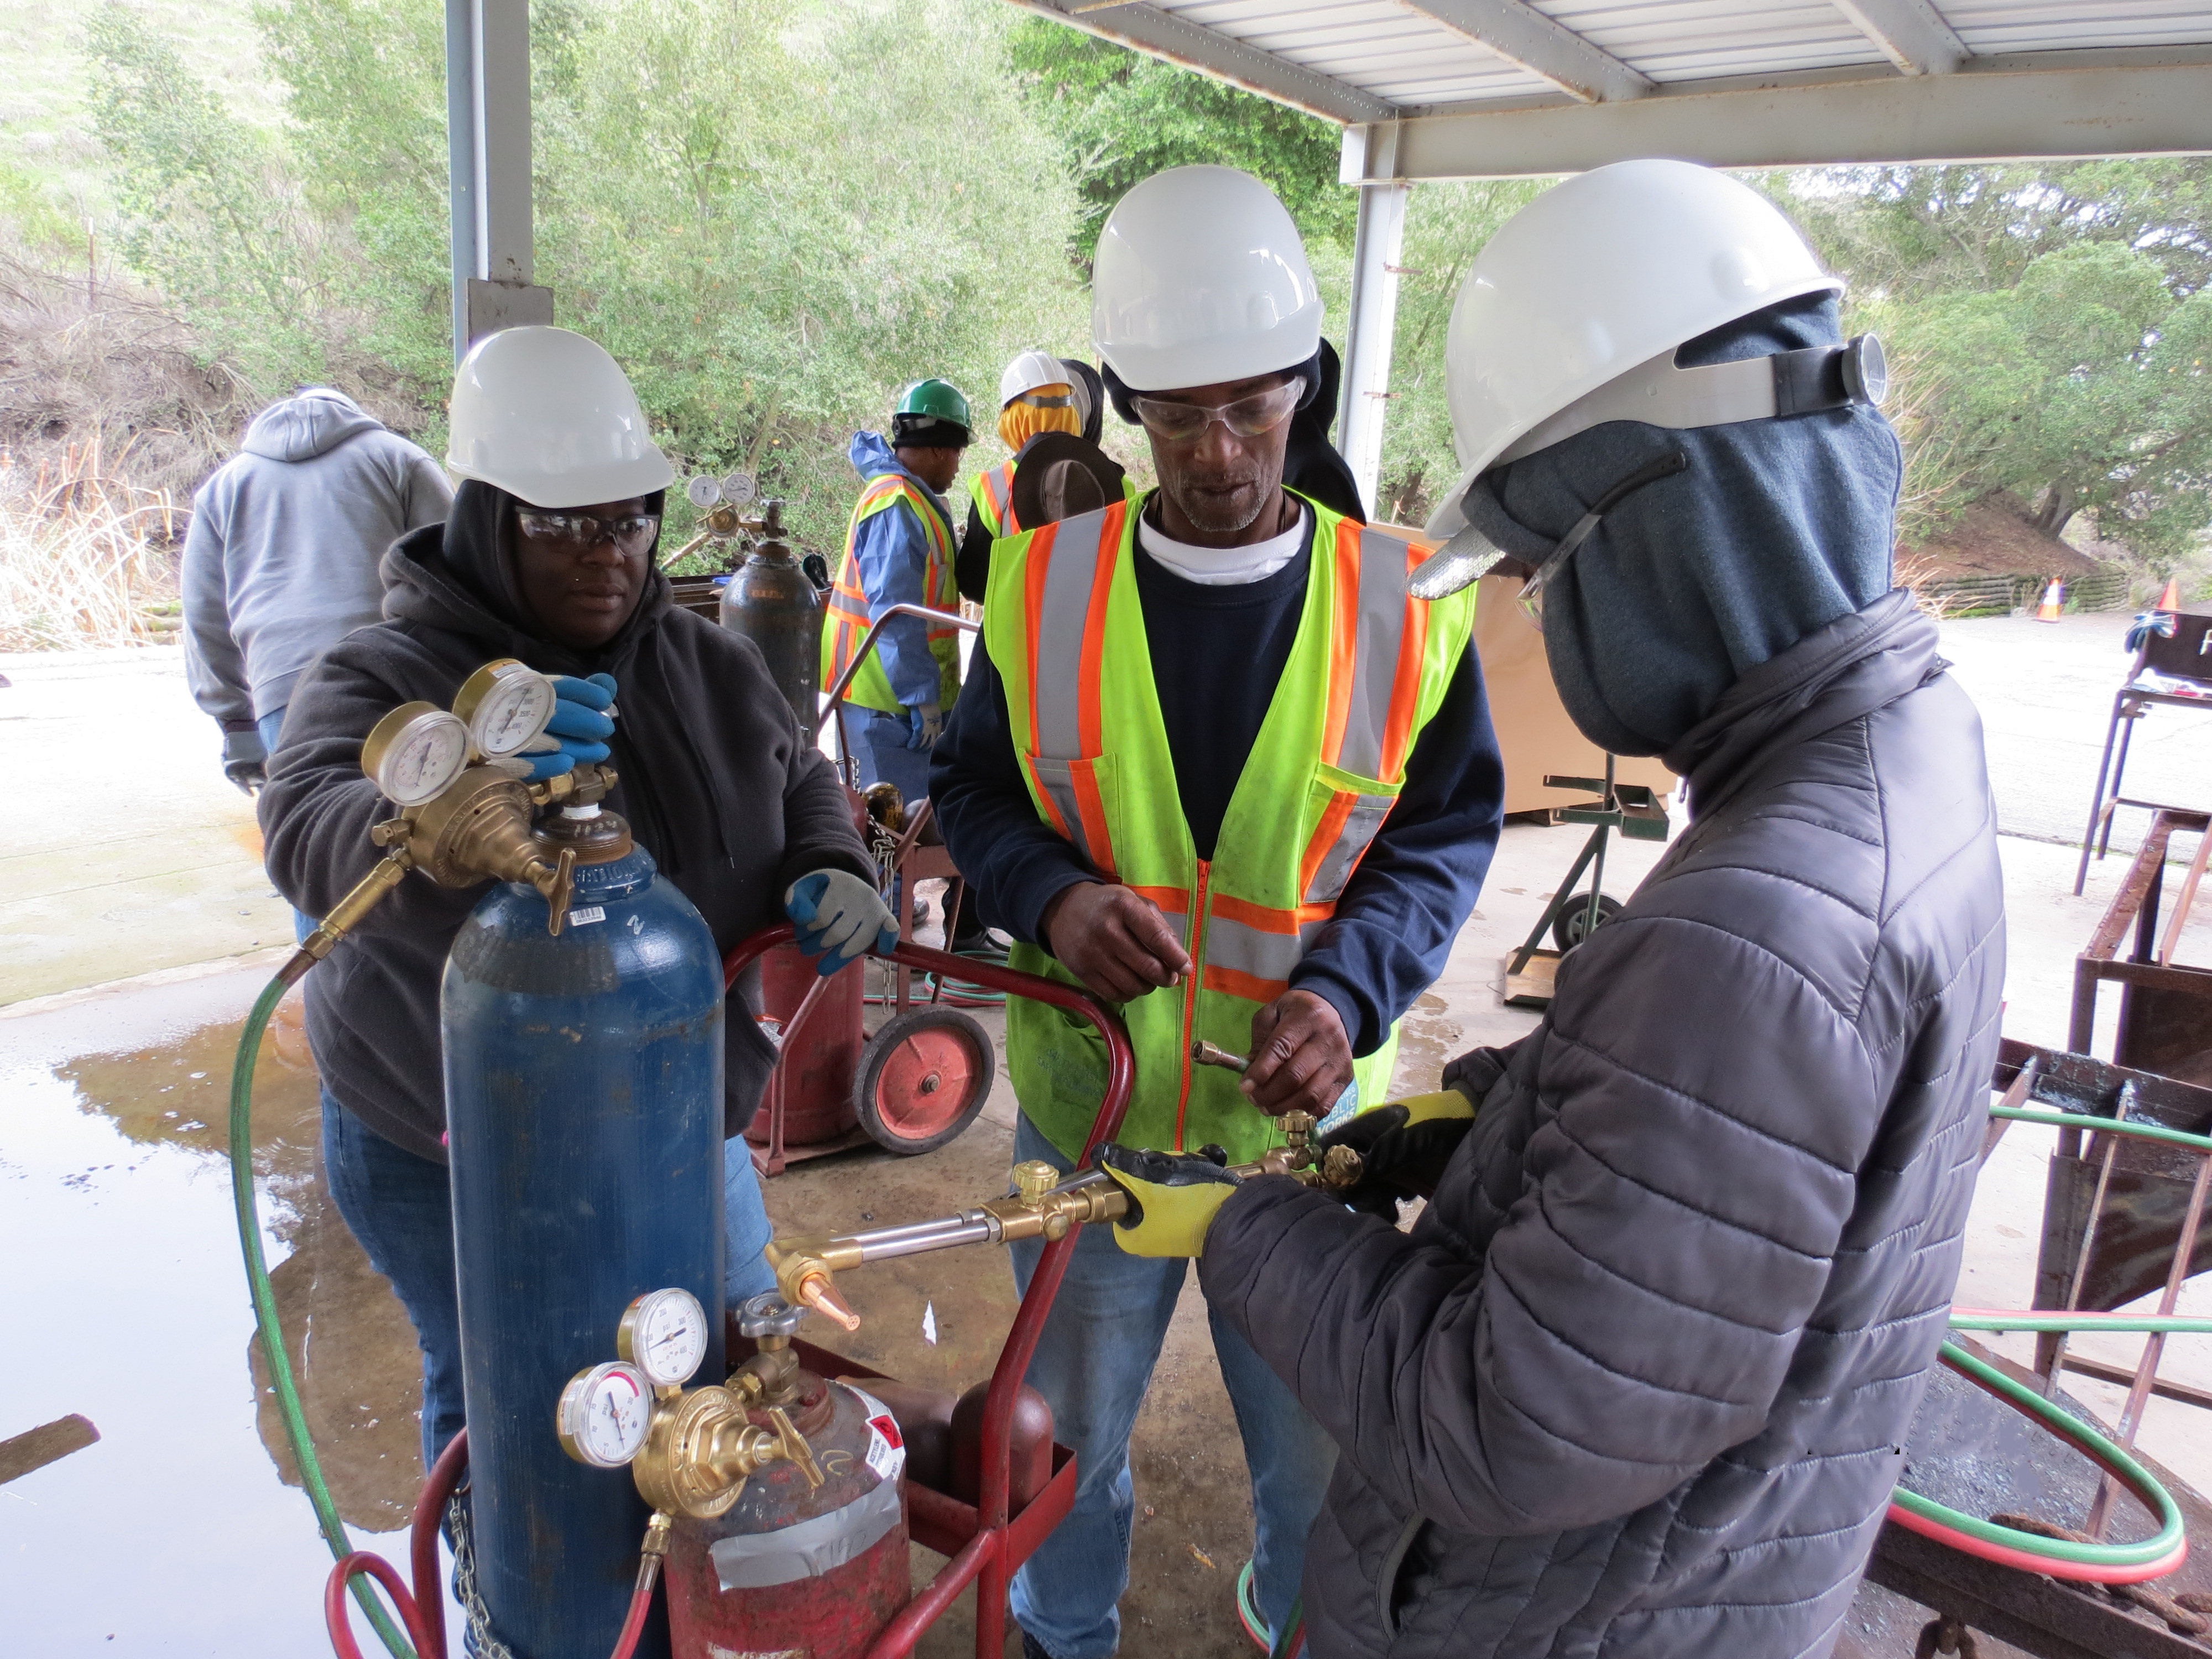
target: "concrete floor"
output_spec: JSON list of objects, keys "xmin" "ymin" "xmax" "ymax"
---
[{"xmin": 5, "ymin": 617, "xmax": 2212, "ymax": 1656}]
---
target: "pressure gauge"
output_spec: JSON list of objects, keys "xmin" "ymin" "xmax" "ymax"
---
[
  {"xmin": 1841, "ymin": 332, "xmax": 1888, "ymax": 406},
  {"xmin": 557, "ymin": 1361, "xmax": 654, "ymax": 1468},
  {"xmin": 361, "ymin": 702, "xmax": 469, "ymax": 806},
  {"xmin": 686, "ymin": 475, "xmax": 722, "ymax": 509},
  {"xmin": 617, "ymin": 1287, "xmax": 709, "ymax": 1389},
  {"xmin": 721, "ymin": 472, "xmax": 757, "ymax": 507},
  {"xmin": 452, "ymin": 659, "xmax": 557, "ymax": 759}
]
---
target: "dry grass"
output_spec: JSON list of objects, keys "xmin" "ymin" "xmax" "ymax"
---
[{"xmin": 0, "ymin": 432, "xmax": 182, "ymax": 649}]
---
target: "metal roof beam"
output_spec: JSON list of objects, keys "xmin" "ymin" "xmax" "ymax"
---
[
  {"xmin": 1008, "ymin": 1, "xmax": 1397, "ymax": 124},
  {"xmin": 1827, "ymin": 0, "xmax": 1970, "ymax": 76},
  {"xmin": 1340, "ymin": 51, "xmax": 2212, "ymax": 180},
  {"xmin": 1398, "ymin": 0, "xmax": 1653, "ymax": 103}
]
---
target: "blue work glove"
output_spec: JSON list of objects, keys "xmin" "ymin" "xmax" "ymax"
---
[
  {"xmin": 905, "ymin": 702, "xmax": 943, "ymax": 750},
  {"xmin": 784, "ymin": 869, "xmax": 899, "ymax": 977},
  {"xmin": 517, "ymin": 672, "xmax": 617, "ymax": 780}
]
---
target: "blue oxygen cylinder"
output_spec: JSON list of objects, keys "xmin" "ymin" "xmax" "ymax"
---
[{"xmin": 442, "ymin": 805, "xmax": 725, "ymax": 1659}]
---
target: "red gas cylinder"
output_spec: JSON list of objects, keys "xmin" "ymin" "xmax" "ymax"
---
[
  {"xmin": 749, "ymin": 939, "xmax": 864, "ymax": 1148},
  {"xmin": 664, "ymin": 1362, "xmax": 909, "ymax": 1659}
]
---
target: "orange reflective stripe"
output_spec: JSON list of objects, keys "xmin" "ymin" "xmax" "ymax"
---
[
  {"xmin": 1127, "ymin": 884, "xmax": 1189, "ymax": 914},
  {"xmin": 1074, "ymin": 503, "xmax": 1126, "ymax": 757},
  {"xmin": 1022, "ymin": 517, "xmax": 1059, "ymax": 755},
  {"xmin": 1378, "ymin": 540, "xmax": 1432, "ymax": 779},
  {"xmin": 1202, "ymin": 964, "xmax": 1288, "ymax": 1004},
  {"xmin": 1298, "ymin": 788, "xmax": 1357, "ymax": 905},
  {"xmin": 1071, "ymin": 760, "xmax": 1115, "ymax": 878}
]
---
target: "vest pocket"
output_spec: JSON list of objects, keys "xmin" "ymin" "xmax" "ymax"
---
[
  {"xmin": 1023, "ymin": 751, "xmax": 1117, "ymax": 878},
  {"xmin": 1302, "ymin": 761, "xmax": 1402, "ymax": 906}
]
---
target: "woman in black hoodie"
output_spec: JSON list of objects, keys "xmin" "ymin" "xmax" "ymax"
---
[{"xmin": 259, "ymin": 327, "xmax": 882, "ymax": 1475}]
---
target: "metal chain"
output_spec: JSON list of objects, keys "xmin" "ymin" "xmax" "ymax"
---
[{"xmin": 446, "ymin": 1494, "xmax": 518, "ymax": 1659}]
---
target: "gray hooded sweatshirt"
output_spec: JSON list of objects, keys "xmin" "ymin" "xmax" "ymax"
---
[{"xmin": 182, "ymin": 390, "xmax": 452, "ymax": 728}]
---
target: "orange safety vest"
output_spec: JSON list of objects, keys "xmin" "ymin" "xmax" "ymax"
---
[{"xmin": 821, "ymin": 472, "xmax": 961, "ymax": 713}]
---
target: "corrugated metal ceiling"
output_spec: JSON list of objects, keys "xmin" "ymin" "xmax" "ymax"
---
[{"xmin": 1115, "ymin": 0, "xmax": 2212, "ymax": 114}]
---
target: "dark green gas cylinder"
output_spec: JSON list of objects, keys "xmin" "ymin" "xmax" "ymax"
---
[{"xmin": 719, "ymin": 499, "xmax": 823, "ymax": 745}]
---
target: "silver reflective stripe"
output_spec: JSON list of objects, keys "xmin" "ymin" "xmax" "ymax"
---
[
  {"xmin": 1204, "ymin": 914, "xmax": 1327, "ymax": 987},
  {"xmin": 1305, "ymin": 794, "xmax": 1395, "ymax": 905},
  {"xmin": 709, "ymin": 1475, "xmax": 903, "ymax": 1590},
  {"xmin": 1031, "ymin": 509, "xmax": 1112, "ymax": 758},
  {"xmin": 1030, "ymin": 756, "xmax": 1098, "ymax": 867},
  {"xmin": 1337, "ymin": 529, "xmax": 1413, "ymax": 779}
]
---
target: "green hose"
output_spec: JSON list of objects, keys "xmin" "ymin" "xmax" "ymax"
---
[{"xmin": 230, "ymin": 970, "xmax": 418, "ymax": 1659}]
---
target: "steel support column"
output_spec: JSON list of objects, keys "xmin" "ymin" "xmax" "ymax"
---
[
  {"xmin": 1338, "ymin": 126, "xmax": 1409, "ymax": 521},
  {"xmin": 445, "ymin": 0, "xmax": 551, "ymax": 359}
]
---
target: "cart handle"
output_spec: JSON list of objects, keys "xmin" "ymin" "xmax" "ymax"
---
[
  {"xmin": 820, "ymin": 602, "xmax": 979, "ymax": 713},
  {"xmin": 724, "ymin": 923, "xmax": 1135, "ymax": 1542}
]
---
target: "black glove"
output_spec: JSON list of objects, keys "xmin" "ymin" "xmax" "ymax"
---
[
  {"xmin": 222, "ymin": 724, "xmax": 268, "ymax": 795},
  {"xmin": 1317, "ymin": 1087, "xmax": 1479, "ymax": 1220}
]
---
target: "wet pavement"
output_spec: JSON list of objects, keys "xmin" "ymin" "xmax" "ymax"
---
[{"xmin": 8, "ymin": 624, "xmax": 2212, "ymax": 1655}]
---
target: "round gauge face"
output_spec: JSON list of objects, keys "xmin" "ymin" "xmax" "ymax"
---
[
  {"xmin": 686, "ymin": 475, "xmax": 722, "ymax": 509},
  {"xmin": 463, "ymin": 665, "xmax": 557, "ymax": 758},
  {"xmin": 721, "ymin": 472, "xmax": 757, "ymax": 507},
  {"xmin": 558, "ymin": 1361, "xmax": 653, "ymax": 1468},
  {"xmin": 619, "ymin": 1287, "xmax": 709, "ymax": 1389},
  {"xmin": 362, "ymin": 705, "xmax": 469, "ymax": 806}
]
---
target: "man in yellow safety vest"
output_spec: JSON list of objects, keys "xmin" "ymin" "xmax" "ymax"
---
[
  {"xmin": 930, "ymin": 166, "xmax": 1506, "ymax": 1658},
  {"xmin": 822, "ymin": 378, "xmax": 969, "ymax": 806}
]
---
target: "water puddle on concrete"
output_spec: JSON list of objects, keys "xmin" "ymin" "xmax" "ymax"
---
[{"xmin": 0, "ymin": 961, "xmax": 457, "ymax": 1653}]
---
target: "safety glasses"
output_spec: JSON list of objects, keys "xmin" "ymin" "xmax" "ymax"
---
[
  {"xmin": 1515, "ymin": 450, "xmax": 1688, "ymax": 626},
  {"xmin": 1129, "ymin": 379, "xmax": 1302, "ymax": 445},
  {"xmin": 515, "ymin": 509, "xmax": 662, "ymax": 557}
]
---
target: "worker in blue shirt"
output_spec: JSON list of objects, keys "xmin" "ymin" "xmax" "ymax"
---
[{"xmin": 822, "ymin": 379, "xmax": 971, "ymax": 806}]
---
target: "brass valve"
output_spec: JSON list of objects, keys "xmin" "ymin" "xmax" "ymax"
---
[{"xmin": 630, "ymin": 1390, "xmax": 822, "ymax": 1521}]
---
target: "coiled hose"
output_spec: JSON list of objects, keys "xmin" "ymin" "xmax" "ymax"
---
[{"xmin": 1884, "ymin": 1100, "xmax": 2212, "ymax": 1583}]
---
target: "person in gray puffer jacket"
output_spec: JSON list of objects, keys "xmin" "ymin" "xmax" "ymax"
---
[
  {"xmin": 182, "ymin": 388, "xmax": 451, "ymax": 791},
  {"xmin": 1101, "ymin": 163, "xmax": 2004, "ymax": 1658}
]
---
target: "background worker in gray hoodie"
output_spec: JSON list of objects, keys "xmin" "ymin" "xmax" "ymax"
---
[{"xmin": 182, "ymin": 388, "xmax": 451, "ymax": 791}]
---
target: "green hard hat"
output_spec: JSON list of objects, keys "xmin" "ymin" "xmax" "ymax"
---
[{"xmin": 895, "ymin": 378, "xmax": 972, "ymax": 432}]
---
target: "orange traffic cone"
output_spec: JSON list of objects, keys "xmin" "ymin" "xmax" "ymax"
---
[
  {"xmin": 2156, "ymin": 576, "xmax": 2182, "ymax": 614},
  {"xmin": 2034, "ymin": 577, "xmax": 2065, "ymax": 623}
]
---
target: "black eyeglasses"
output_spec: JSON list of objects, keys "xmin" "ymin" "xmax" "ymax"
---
[
  {"xmin": 1516, "ymin": 451, "xmax": 1689, "ymax": 624},
  {"xmin": 515, "ymin": 509, "xmax": 661, "ymax": 556}
]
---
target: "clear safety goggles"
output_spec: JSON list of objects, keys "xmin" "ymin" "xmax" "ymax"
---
[
  {"xmin": 1129, "ymin": 379, "xmax": 1302, "ymax": 445},
  {"xmin": 1515, "ymin": 450, "xmax": 1688, "ymax": 626},
  {"xmin": 515, "ymin": 509, "xmax": 662, "ymax": 557}
]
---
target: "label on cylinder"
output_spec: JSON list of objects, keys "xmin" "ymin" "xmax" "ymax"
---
[{"xmin": 567, "ymin": 904, "xmax": 607, "ymax": 926}]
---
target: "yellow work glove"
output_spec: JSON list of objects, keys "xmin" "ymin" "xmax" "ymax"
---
[
  {"xmin": 1315, "ymin": 1088, "xmax": 1478, "ymax": 1219},
  {"xmin": 1095, "ymin": 1144, "xmax": 1244, "ymax": 1259}
]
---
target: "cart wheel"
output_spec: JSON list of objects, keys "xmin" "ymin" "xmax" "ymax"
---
[
  {"xmin": 855, "ymin": 1008, "xmax": 994, "ymax": 1155},
  {"xmin": 1551, "ymin": 891, "xmax": 1624, "ymax": 952}
]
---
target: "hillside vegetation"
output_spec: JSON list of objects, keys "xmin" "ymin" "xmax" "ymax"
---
[{"xmin": 2, "ymin": 1, "xmax": 2210, "ymax": 649}]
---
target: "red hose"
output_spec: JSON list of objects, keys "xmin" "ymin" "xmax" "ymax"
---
[
  {"xmin": 407, "ymin": 1430, "xmax": 468, "ymax": 1659},
  {"xmin": 607, "ymin": 1552, "xmax": 664, "ymax": 1659},
  {"xmin": 326, "ymin": 1552, "xmax": 437, "ymax": 1659}
]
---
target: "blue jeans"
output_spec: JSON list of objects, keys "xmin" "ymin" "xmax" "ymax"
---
[
  {"xmin": 258, "ymin": 708, "xmax": 313, "ymax": 945},
  {"xmin": 321, "ymin": 1091, "xmax": 778, "ymax": 1474},
  {"xmin": 1006, "ymin": 1117, "xmax": 1335, "ymax": 1657},
  {"xmin": 851, "ymin": 706, "xmax": 935, "ymax": 805}
]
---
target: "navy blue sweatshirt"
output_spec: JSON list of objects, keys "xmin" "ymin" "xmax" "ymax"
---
[{"xmin": 929, "ymin": 508, "xmax": 1505, "ymax": 1056}]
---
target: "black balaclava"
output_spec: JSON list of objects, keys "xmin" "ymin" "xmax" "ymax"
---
[
  {"xmin": 1457, "ymin": 293, "xmax": 1900, "ymax": 757},
  {"xmin": 1099, "ymin": 341, "xmax": 1365, "ymax": 524},
  {"xmin": 436, "ymin": 478, "xmax": 671, "ymax": 675}
]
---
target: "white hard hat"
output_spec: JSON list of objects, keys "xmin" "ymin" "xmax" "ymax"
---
[
  {"xmin": 1000, "ymin": 349, "xmax": 1071, "ymax": 406},
  {"xmin": 446, "ymin": 326, "xmax": 675, "ymax": 509},
  {"xmin": 1092, "ymin": 165, "xmax": 1323, "ymax": 393},
  {"xmin": 1424, "ymin": 160, "xmax": 1842, "ymax": 538}
]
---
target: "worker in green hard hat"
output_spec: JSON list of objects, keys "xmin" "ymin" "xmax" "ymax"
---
[{"xmin": 823, "ymin": 379, "xmax": 971, "ymax": 814}]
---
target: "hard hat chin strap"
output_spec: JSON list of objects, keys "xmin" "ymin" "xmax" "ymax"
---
[{"xmin": 1498, "ymin": 334, "xmax": 1885, "ymax": 467}]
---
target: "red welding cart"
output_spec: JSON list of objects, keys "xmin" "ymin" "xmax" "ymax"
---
[{"xmin": 340, "ymin": 928, "xmax": 1132, "ymax": 1659}]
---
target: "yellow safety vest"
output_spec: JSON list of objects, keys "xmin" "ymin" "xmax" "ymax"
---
[
  {"xmin": 822, "ymin": 474, "xmax": 961, "ymax": 714},
  {"xmin": 983, "ymin": 491, "xmax": 1478, "ymax": 1164},
  {"xmin": 971, "ymin": 461, "xmax": 1016, "ymax": 540}
]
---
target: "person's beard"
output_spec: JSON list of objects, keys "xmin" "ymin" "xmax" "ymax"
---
[{"xmin": 1167, "ymin": 462, "xmax": 1276, "ymax": 535}]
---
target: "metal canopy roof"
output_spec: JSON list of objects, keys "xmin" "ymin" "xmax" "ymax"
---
[{"xmin": 1008, "ymin": 0, "xmax": 2212, "ymax": 178}]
